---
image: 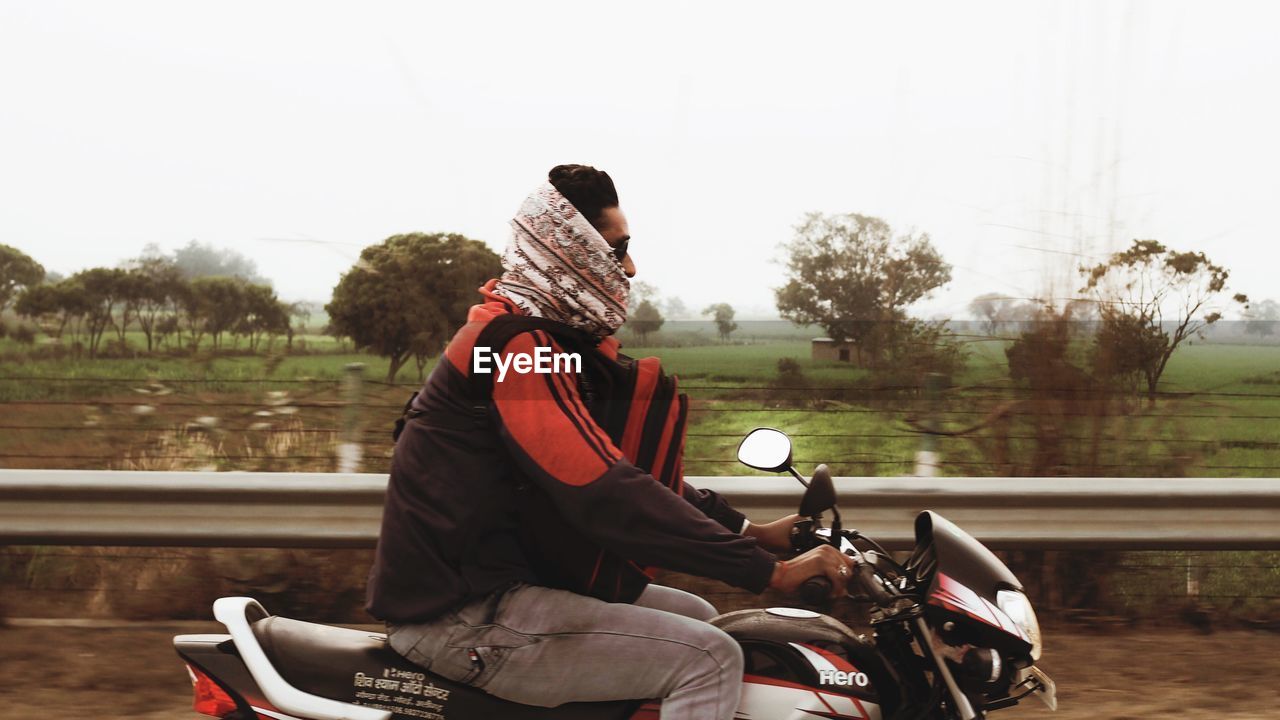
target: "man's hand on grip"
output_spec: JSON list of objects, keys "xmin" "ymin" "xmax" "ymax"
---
[{"xmin": 769, "ymin": 545, "xmax": 854, "ymax": 599}]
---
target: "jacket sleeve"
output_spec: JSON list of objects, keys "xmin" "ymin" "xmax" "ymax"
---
[
  {"xmin": 490, "ymin": 330, "xmax": 776, "ymax": 593},
  {"xmin": 680, "ymin": 483, "xmax": 749, "ymax": 534}
]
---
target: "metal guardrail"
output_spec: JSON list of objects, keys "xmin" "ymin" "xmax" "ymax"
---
[{"xmin": 1, "ymin": 470, "xmax": 1278, "ymax": 550}]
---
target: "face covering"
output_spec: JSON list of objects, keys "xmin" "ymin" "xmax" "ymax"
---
[{"xmin": 492, "ymin": 182, "xmax": 630, "ymax": 338}]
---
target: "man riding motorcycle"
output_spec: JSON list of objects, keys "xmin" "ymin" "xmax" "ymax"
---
[{"xmin": 366, "ymin": 164, "xmax": 852, "ymax": 720}]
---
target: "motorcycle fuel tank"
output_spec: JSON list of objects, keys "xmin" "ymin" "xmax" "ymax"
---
[{"xmin": 711, "ymin": 608, "xmax": 901, "ymax": 720}]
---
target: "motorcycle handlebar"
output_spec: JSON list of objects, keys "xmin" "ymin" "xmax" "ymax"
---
[
  {"xmin": 797, "ymin": 559, "xmax": 895, "ymax": 606},
  {"xmin": 799, "ymin": 576, "xmax": 833, "ymax": 605},
  {"xmin": 855, "ymin": 559, "xmax": 895, "ymax": 605}
]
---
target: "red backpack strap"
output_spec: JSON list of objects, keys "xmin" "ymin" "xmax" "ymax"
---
[
  {"xmin": 616, "ymin": 356, "xmax": 688, "ymax": 494},
  {"xmin": 652, "ymin": 392, "xmax": 689, "ymax": 495},
  {"xmin": 619, "ymin": 357, "xmax": 659, "ymax": 459}
]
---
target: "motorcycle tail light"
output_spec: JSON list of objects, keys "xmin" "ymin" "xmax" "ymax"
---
[{"xmin": 187, "ymin": 664, "xmax": 238, "ymax": 718}]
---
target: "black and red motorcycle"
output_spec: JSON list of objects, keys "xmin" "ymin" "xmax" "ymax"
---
[{"xmin": 174, "ymin": 427, "xmax": 1056, "ymax": 720}]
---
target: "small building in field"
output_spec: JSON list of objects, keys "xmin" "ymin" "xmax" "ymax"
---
[{"xmin": 811, "ymin": 337, "xmax": 858, "ymax": 363}]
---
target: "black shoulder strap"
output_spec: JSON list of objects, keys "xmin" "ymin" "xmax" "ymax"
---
[{"xmin": 391, "ymin": 390, "xmax": 420, "ymax": 442}]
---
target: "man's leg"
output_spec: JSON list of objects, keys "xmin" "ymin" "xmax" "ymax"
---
[
  {"xmin": 390, "ymin": 583, "xmax": 742, "ymax": 720},
  {"xmin": 633, "ymin": 583, "xmax": 719, "ymax": 621}
]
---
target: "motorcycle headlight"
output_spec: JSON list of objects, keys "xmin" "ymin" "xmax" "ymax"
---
[{"xmin": 996, "ymin": 589, "xmax": 1042, "ymax": 661}]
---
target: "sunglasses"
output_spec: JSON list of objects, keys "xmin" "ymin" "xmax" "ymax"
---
[{"xmin": 611, "ymin": 237, "xmax": 630, "ymax": 262}]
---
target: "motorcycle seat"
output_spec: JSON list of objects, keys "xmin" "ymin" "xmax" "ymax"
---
[
  {"xmin": 251, "ymin": 616, "xmax": 641, "ymax": 720},
  {"xmin": 252, "ymin": 616, "xmax": 400, "ymax": 690}
]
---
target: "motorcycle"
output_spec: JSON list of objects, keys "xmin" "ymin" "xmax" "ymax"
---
[{"xmin": 174, "ymin": 427, "xmax": 1056, "ymax": 720}]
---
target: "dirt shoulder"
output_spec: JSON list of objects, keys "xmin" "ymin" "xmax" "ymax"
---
[{"xmin": 1, "ymin": 622, "xmax": 1276, "ymax": 719}]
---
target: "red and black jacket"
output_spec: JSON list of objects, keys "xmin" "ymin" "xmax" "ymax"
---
[{"xmin": 366, "ymin": 284, "xmax": 776, "ymax": 624}]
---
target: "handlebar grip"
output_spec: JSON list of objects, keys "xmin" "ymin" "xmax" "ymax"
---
[{"xmin": 799, "ymin": 576, "xmax": 833, "ymax": 605}]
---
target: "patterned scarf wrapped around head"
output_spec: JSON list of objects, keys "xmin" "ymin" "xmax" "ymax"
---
[{"xmin": 492, "ymin": 183, "xmax": 630, "ymax": 338}]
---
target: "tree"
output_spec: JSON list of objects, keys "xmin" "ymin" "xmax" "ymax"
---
[
  {"xmin": 174, "ymin": 280, "xmax": 209, "ymax": 351},
  {"xmin": 775, "ymin": 212, "xmax": 951, "ymax": 365},
  {"xmin": 968, "ymin": 293, "xmax": 1023, "ymax": 336},
  {"xmin": 326, "ymin": 233, "xmax": 501, "ymax": 382},
  {"xmin": 629, "ymin": 281, "xmax": 661, "ymax": 308},
  {"xmin": 1001, "ymin": 303, "xmax": 1111, "ymax": 477},
  {"xmin": 15, "ymin": 281, "xmax": 90, "ymax": 345},
  {"xmin": 628, "ymin": 300, "xmax": 665, "ymax": 344},
  {"xmin": 1081, "ymin": 239, "xmax": 1247, "ymax": 401},
  {"xmin": 235, "ymin": 284, "xmax": 291, "ymax": 352},
  {"xmin": 285, "ymin": 300, "xmax": 320, "ymax": 350},
  {"xmin": 123, "ymin": 253, "xmax": 186, "ymax": 352},
  {"xmin": 289, "ymin": 301, "xmax": 322, "ymax": 332},
  {"xmin": 155, "ymin": 315, "xmax": 180, "ymax": 350},
  {"xmin": 702, "ymin": 302, "xmax": 739, "ymax": 342},
  {"xmin": 189, "ymin": 277, "xmax": 248, "ymax": 350},
  {"xmin": 1091, "ymin": 312, "xmax": 1168, "ymax": 392},
  {"xmin": 170, "ymin": 276, "xmax": 252, "ymax": 351},
  {"xmin": 171, "ymin": 239, "xmax": 268, "ymax": 284},
  {"xmin": 0, "ymin": 244, "xmax": 45, "ymax": 313},
  {"xmin": 70, "ymin": 268, "xmax": 129, "ymax": 357},
  {"xmin": 662, "ymin": 296, "xmax": 690, "ymax": 321},
  {"xmin": 1244, "ymin": 299, "xmax": 1280, "ymax": 338},
  {"xmin": 15, "ymin": 284, "xmax": 61, "ymax": 336},
  {"xmin": 1000, "ymin": 300, "xmax": 1043, "ymax": 335},
  {"xmin": 876, "ymin": 318, "xmax": 966, "ymax": 383}
]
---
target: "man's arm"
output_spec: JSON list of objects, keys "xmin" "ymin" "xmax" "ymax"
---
[
  {"xmin": 679, "ymin": 483, "xmax": 749, "ymax": 533},
  {"xmin": 681, "ymin": 480, "xmax": 799, "ymax": 552}
]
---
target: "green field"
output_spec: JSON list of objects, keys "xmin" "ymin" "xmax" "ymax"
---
[
  {"xmin": 0, "ymin": 351, "xmax": 385, "ymax": 401},
  {"xmin": 3, "ymin": 337, "xmax": 1277, "ymax": 478},
  {"xmin": 618, "ymin": 341, "xmax": 1280, "ymax": 479}
]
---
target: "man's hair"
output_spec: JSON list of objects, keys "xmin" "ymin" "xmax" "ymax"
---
[{"xmin": 548, "ymin": 165, "xmax": 619, "ymax": 228}]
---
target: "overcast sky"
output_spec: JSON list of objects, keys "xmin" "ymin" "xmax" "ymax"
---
[{"xmin": 2, "ymin": 1, "xmax": 1276, "ymax": 319}]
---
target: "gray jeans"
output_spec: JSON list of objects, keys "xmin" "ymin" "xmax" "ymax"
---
[{"xmin": 387, "ymin": 583, "xmax": 743, "ymax": 720}]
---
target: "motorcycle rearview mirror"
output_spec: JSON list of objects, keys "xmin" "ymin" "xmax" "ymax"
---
[
  {"xmin": 737, "ymin": 428, "xmax": 794, "ymax": 472},
  {"xmin": 737, "ymin": 427, "xmax": 809, "ymax": 487}
]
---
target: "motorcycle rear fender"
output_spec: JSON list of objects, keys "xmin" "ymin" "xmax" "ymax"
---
[{"xmin": 174, "ymin": 633, "xmax": 270, "ymax": 718}]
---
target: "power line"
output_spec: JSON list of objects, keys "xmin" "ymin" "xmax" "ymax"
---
[
  {"xmin": 0, "ymin": 376, "xmax": 343, "ymax": 385},
  {"xmin": 685, "ymin": 406, "xmax": 1280, "ymax": 419},
  {"xmin": 5, "ymin": 426, "xmax": 1277, "ymax": 449}
]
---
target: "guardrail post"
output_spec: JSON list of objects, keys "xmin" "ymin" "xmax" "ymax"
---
[
  {"xmin": 337, "ymin": 363, "xmax": 364, "ymax": 473},
  {"xmin": 1186, "ymin": 551, "xmax": 1209, "ymax": 602}
]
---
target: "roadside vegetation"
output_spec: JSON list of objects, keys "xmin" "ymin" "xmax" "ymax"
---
[{"xmin": 2, "ymin": 218, "xmax": 1277, "ymax": 625}]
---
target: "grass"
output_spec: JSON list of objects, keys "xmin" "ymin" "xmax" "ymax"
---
[
  {"xmin": 683, "ymin": 406, "xmax": 919, "ymax": 477},
  {"xmin": 622, "ymin": 341, "xmax": 839, "ymax": 382},
  {"xmin": 0, "ymin": 351, "xmax": 402, "ymax": 402},
  {"xmin": 614, "ymin": 320, "xmax": 821, "ymax": 347},
  {"xmin": 619, "ymin": 340, "xmax": 1280, "ymax": 479},
  {"xmin": 4, "ymin": 338, "xmax": 1277, "ymax": 477},
  {"xmin": 1105, "ymin": 550, "xmax": 1280, "ymax": 619}
]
